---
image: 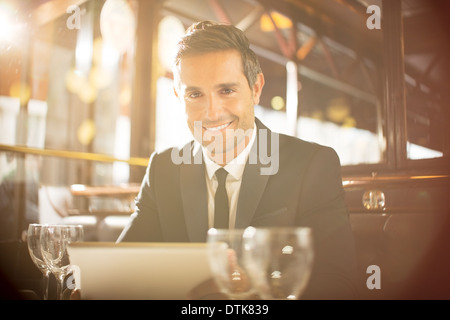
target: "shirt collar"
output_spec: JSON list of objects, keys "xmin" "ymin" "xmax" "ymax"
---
[{"xmin": 203, "ymin": 122, "xmax": 257, "ymax": 181}]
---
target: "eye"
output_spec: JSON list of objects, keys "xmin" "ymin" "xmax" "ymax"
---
[
  {"xmin": 187, "ymin": 91, "xmax": 202, "ymax": 99},
  {"xmin": 221, "ymin": 88, "xmax": 234, "ymax": 95}
]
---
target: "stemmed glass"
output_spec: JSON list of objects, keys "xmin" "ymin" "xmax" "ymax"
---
[
  {"xmin": 206, "ymin": 228, "xmax": 257, "ymax": 299},
  {"xmin": 40, "ymin": 224, "xmax": 84, "ymax": 300},
  {"xmin": 243, "ymin": 227, "xmax": 314, "ymax": 300},
  {"xmin": 27, "ymin": 224, "xmax": 51, "ymax": 300}
]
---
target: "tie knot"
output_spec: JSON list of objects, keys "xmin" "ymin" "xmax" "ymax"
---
[{"xmin": 215, "ymin": 168, "xmax": 228, "ymax": 184}]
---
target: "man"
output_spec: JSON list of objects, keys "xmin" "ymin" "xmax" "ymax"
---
[{"xmin": 117, "ymin": 20, "xmax": 358, "ymax": 299}]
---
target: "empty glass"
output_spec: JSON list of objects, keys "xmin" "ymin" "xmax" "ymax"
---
[
  {"xmin": 40, "ymin": 224, "xmax": 83, "ymax": 300},
  {"xmin": 243, "ymin": 227, "xmax": 314, "ymax": 300},
  {"xmin": 206, "ymin": 228, "xmax": 257, "ymax": 299},
  {"xmin": 27, "ymin": 224, "xmax": 51, "ymax": 300}
]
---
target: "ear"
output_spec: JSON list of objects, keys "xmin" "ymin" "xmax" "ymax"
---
[{"xmin": 252, "ymin": 73, "xmax": 265, "ymax": 105}]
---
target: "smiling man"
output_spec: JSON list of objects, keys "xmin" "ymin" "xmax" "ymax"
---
[
  {"xmin": 117, "ymin": 21, "xmax": 358, "ymax": 299},
  {"xmin": 175, "ymin": 48, "xmax": 264, "ymax": 165}
]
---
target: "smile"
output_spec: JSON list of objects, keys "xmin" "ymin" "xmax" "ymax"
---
[{"xmin": 204, "ymin": 121, "xmax": 232, "ymax": 132}]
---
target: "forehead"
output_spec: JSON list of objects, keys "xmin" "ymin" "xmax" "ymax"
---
[{"xmin": 177, "ymin": 49, "xmax": 245, "ymax": 83}]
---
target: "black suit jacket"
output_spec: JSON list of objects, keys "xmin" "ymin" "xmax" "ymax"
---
[{"xmin": 117, "ymin": 118, "xmax": 358, "ymax": 299}]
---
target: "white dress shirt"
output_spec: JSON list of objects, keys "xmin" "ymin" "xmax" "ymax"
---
[{"xmin": 202, "ymin": 122, "xmax": 257, "ymax": 229}]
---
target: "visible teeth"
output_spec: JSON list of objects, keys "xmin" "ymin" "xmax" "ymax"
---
[{"xmin": 205, "ymin": 122, "xmax": 231, "ymax": 131}]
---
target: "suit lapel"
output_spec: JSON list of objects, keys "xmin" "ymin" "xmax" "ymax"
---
[
  {"xmin": 180, "ymin": 144, "xmax": 209, "ymax": 242},
  {"xmin": 235, "ymin": 121, "xmax": 271, "ymax": 228}
]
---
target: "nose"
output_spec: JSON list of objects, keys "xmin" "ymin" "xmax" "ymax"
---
[{"xmin": 205, "ymin": 93, "xmax": 221, "ymax": 121}]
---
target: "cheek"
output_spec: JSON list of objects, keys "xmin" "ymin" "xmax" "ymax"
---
[
  {"xmin": 233, "ymin": 98, "xmax": 254, "ymax": 118},
  {"xmin": 185, "ymin": 104, "xmax": 201, "ymax": 121},
  {"xmin": 227, "ymin": 97, "xmax": 247, "ymax": 112}
]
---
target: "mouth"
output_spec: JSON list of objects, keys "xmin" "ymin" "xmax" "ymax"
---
[{"xmin": 203, "ymin": 121, "xmax": 233, "ymax": 132}]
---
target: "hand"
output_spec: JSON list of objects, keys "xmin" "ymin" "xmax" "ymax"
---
[
  {"xmin": 188, "ymin": 249, "xmax": 260, "ymax": 300},
  {"xmin": 226, "ymin": 248, "xmax": 252, "ymax": 294},
  {"xmin": 70, "ymin": 288, "xmax": 82, "ymax": 300},
  {"xmin": 187, "ymin": 278, "xmax": 228, "ymax": 300}
]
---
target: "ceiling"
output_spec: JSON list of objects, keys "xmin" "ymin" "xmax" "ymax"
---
[{"xmin": 19, "ymin": 0, "xmax": 449, "ymax": 98}]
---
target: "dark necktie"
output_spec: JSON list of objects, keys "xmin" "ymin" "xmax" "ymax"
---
[{"xmin": 214, "ymin": 168, "xmax": 229, "ymax": 229}]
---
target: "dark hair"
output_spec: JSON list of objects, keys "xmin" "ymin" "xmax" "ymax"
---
[{"xmin": 173, "ymin": 20, "xmax": 262, "ymax": 88}]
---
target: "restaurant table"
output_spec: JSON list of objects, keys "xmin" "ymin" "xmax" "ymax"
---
[{"xmin": 68, "ymin": 184, "xmax": 140, "ymax": 240}]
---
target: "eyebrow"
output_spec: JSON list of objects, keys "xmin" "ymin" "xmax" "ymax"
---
[{"xmin": 185, "ymin": 82, "xmax": 241, "ymax": 92}]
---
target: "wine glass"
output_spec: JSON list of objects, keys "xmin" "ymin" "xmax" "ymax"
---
[
  {"xmin": 243, "ymin": 226, "xmax": 314, "ymax": 300},
  {"xmin": 206, "ymin": 228, "xmax": 257, "ymax": 299},
  {"xmin": 27, "ymin": 224, "xmax": 51, "ymax": 300},
  {"xmin": 40, "ymin": 224, "xmax": 84, "ymax": 300}
]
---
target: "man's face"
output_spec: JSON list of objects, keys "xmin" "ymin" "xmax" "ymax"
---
[{"xmin": 174, "ymin": 49, "xmax": 264, "ymax": 164}]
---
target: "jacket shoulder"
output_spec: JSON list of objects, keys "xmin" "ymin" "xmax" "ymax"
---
[
  {"xmin": 256, "ymin": 117, "xmax": 336, "ymax": 157},
  {"xmin": 279, "ymin": 132, "xmax": 338, "ymax": 158},
  {"xmin": 152, "ymin": 140, "xmax": 196, "ymax": 161}
]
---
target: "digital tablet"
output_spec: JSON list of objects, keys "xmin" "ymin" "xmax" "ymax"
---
[{"xmin": 67, "ymin": 242, "xmax": 212, "ymax": 300}]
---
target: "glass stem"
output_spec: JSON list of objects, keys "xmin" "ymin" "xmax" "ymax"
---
[
  {"xmin": 56, "ymin": 275, "xmax": 65, "ymax": 300},
  {"xmin": 42, "ymin": 271, "xmax": 50, "ymax": 300}
]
